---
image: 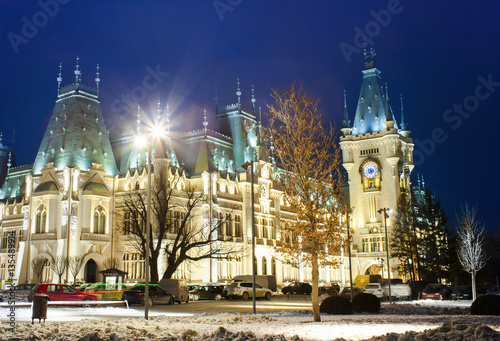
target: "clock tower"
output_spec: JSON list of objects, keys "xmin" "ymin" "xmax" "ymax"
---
[{"xmin": 340, "ymin": 47, "xmax": 414, "ymax": 279}]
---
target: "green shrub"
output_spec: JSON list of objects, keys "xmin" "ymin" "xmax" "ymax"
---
[
  {"xmin": 352, "ymin": 293, "xmax": 381, "ymax": 313},
  {"xmin": 471, "ymin": 295, "xmax": 500, "ymax": 315},
  {"xmin": 320, "ymin": 296, "xmax": 353, "ymax": 314}
]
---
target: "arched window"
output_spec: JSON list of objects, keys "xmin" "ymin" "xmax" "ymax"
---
[
  {"xmin": 93, "ymin": 206, "xmax": 106, "ymax": 234},
  {"xmin": 262, "ymin": 257, "xmax": 267, "ymax": 275},
  {"xmin": 35, "ymin": 205, "xmax": 47, "ymax": 234},
  {"xmin": 135, "ymin": 181, "xmax": 140, "ymax": 190},
  {"xmin": 271, "ymin": 257, "xmax": 276, "ymax": 276}
]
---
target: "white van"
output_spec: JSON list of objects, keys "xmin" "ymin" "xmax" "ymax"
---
[{"xmin": 159, "ymin": 279, "xmax": 189, "ymax": 303}]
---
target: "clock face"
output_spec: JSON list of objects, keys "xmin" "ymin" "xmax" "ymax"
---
[
  {"xmin": 363, "ymin": 164, "xmax": 378, "ymax": 178},
  {"xmin": 260, "ymin": 184, "xmax": 268, "ymax": 198}
]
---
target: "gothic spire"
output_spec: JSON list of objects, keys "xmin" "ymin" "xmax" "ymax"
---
[
  {"xmin": 342, "ymin": 90, "xmax": 350, "ymax": 128},
  {"xmin": 400, "ymin": 94, "xmax": 408, "ymax": 131},
  {"xmin": 363, "ymin": 41, "xmax": 376, "ymax": 69},
  {"xmin": 74, "ymin": 56, "xmax": 81, "ymax": 84},
  {"xmin": 57, "ymin": 63, "xmax": 63, "ymax": 95},
  {"xmin": 203, "ymin": 108, "xmax": 208, "ymax": 132},
  {"xmin": 157, "ymin": 99, "xmax": 162, "ymax": 121},
  {"xmin": 251, "ymin": 85, "xmax": 256, "ymax": 114},
  {"xmin": 95, "ymin": 64, "xmax": 100, "ymax": 96},
  {"xmin": 136, "ymin": 105, "xmax": 141, "ymax": 134},
  {"xmin": 236, "ymin": 78, "xmax": 241, "ymax": 110},
  {"xmin": 385, "ymin": 82, "xmax": 394, "ymax": 121}
]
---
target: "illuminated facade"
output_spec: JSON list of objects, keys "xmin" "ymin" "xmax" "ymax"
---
[
  {"xmin": 339, "ymin": 48, "xmax": 414, "ymax": 279},
  {"xmin": 0, "ymin": 53, "xmax": 413, "ymax": 287}
]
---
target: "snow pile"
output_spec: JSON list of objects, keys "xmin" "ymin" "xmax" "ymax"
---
[{"xmin": 1, "ymin": 300, "xmax": 500, "ymax": 340}]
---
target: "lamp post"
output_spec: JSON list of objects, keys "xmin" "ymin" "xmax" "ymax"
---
[
  {"xmin": 345, "ymin": 205, "xmax": 353, "ymax": 301},
  {"xmin": 378, "ymin": 208, "xmax": 392, "ymax": 303},
  {"xmin": 242, "ymin": 160, "xmax": 256, "ymax": 314},
  {"xmin": 137, "ymin": 125, "xmax": 165, "ymax": 320},
  {"xmin": 144, "ymin": 143, "xmax": 152, "ymax": 319}
]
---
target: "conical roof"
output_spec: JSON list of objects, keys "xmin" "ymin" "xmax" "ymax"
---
[{"xmin": 32, "ymin": 73, "xmax": 118, "ymax": 176}]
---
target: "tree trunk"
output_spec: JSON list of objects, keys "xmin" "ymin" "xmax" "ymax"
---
[
  {"xmin": 149, "ymin": 256, "xmax": 159, "ymax": 283},
  {"xmin": 312, "ymin": 257, "xmax": 320, "ymax": 322},
  {"xmin": 472, "ymin": 270, "xmax": 477, "ymax": 301}
]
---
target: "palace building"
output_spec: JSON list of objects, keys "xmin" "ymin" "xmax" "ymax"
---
[{"xmin": 0, "ymin": 52, "xmax": 413, "ymax": 287}]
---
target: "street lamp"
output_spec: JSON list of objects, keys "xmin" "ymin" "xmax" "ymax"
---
[
  {"xmin": 378, "ymin": 207, "xmax": 392, "ymax": 303},
  {"xmin": 241, "ymin": 160, "xmax": 256, "ymax": 314}
]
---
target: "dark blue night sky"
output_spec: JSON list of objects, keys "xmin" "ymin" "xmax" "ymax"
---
[{"xmin": 1, "ymin": 1, "xmax": 499, "ymax": 232}]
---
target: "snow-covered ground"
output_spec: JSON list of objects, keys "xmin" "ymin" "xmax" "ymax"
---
[{"xmin": 1, "ymin": 300, "xmax": 499, "ymax": 340}]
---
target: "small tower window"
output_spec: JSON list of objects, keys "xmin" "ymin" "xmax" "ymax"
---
[{"xmin": 35, "ymin": 205, "xmax": 47, "ymax": 233}]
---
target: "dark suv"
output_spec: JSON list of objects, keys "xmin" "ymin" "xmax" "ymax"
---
[{"xmin": 281, "ymin": 282, "xmax": 312, "ymax": 295}]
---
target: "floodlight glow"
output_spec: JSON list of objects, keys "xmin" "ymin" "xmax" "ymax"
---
[
  {"xmin": 135, "ymin": 135, "xmax": 147, "ymax": 148},
  {"xmin": 152, "ymin": 125, "xmax": 165, "ymax": 138}
]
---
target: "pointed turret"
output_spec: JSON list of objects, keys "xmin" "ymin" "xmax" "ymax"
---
[
  {"xmin": 32, "ymin": 60, "xmax": 118, "ymax": 176},
  {"xmin": 236, "ymin": 78, "xmax": 241, "ymax": 111},
  {"xmin": 57, "ymin": 63, "xmax": 63, "ymax": 95},
  {"xmin": 341, "ymin": 91, "xmax": 353, "ymax": 137},
  {"xmin": 95, "ymin": 64, "xmax": 100, "ymax": 96},
  {"xmin": 383, "ymin": 82, "xmax": 396, "ymax": 129},
  {"xmin": 399, "ymin": 94, "xmax": 410, "ymax": 137}
]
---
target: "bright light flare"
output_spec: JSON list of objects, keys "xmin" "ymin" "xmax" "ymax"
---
[{"xmin": 135, "ymin": 135, "xmax": 147, "ymax": 148}]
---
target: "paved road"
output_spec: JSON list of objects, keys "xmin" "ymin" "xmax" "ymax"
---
[{"xmin": 0, "ymin": 295, "xmax": 315, "ymax": 323}]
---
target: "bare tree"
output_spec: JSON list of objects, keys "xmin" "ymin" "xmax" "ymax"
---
[
  {"xmin": 266, "ymin": 83, "xmax": 346, "ymax": 322},
  {"xmin": 50, "ymin": 256, "xmax": 69, "ymax": 284},
  {"xmin": 103, "ymin": 257, "xmax": 119, "ymax": 270},
  {"xmin": 117, "ymin": 157, "xmax": 239, "ymax": 282},
  {"xmin": 68, "ymin": 256, "xmax": 84, "ymax": 285},
  {"xmin": 456, "ymin": 205, "xmax": 488, "ymax": 301},
  {"xmin": 31, "ymin": 256, "xmax": 48, "ymax": 284}
]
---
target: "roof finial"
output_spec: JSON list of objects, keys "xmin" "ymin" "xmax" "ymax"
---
[
  {"xmin": 203, "ymin": 108, "xmax": 208, "ymax": 132},
  {"xmin": 385, "ymin": 81, "xmax": 393, "ymax": 121},
  {"xmin": 157, "ymin": 99, "xmax": 162, "ymax": 121},
  {"xmin": 363, "ymin": 41, "xmax": 376, "ymax": 69},
  {"xmin": 400, "ymin": 94, "xmax": 408, "ymax": 131},
  {"xmin": 95, "ymin": 64, "xmax": 100, "ymax": 96},
  {"xmin": 421, "ymin": 174, "xmax": 426, "ymax": 189},
  {"xmin": 342, "ymin": 90, "xmax": 350, "ymax": 128},
  {"xmin": 74, "ymin": 56, "xmax": 81, "ymax": 84},
  {"xmin": 236, "ymin": 78, "xmax": 241, "ymax": 110},
  {"xmin": 57, "ymin": 63, "xmax": 63, "ymax": 95},
  {"xmin": 257, "ymin": 106, "xmax": 262, "ymax": 146},
  {"xmin": 7, "ymin": 152, "xmax": 11, "ymax": 175},
  {"xmin": 251, "ymin": 85, "xmax": 256, "ymax": 114},
  {"xmin": 214, "ymin": 85, "xmax": 218, "ymax": 112},
  {"xmin": 136, "ymin": 105, "xmax": 141, "ymax": 134}
]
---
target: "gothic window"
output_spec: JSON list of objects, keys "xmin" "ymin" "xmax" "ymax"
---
[
  {"xmin": 225, "ymin": 213, "xmax": 232, "ymax": 236},
  {"xmin": 35, "ymin": 205, "xmax": 47, "ymax": 234},
  {"xmin": 234, "ymin": 215, "xmax": 242, "ymax": 238},
  {"xmin": 218, "ymin": 213, "xmax": 224, "ymax": 240},
  {"xmin": 362, "ymin": 238, "xmax": 369, "ymax": 252},
  {"xmin": 1, "ymin": 231, "xmax": 7, "ymax": 249},
  {"xmin": 135, "ymin": 181, "xmax": 140, "ymax": 190},
  {"xmin": 93, "ymin": 206, "xmax": 106, "ymax": 234},
  {"xmin": 262, "ymin": 257, "xmax": 267, "ymax": 275},
  {"xmin": 123, "ymin": 253, "xmax": 144, "ymax": 280},
  {"xmin": 262, "ymin": 219, "xmax": 269, "ymax": 239},
  {"xmin": 124, "ymin": 211, "xmax": 131, "ymax": 235}
]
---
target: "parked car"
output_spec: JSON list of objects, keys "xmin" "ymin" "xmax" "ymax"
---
[
  {"xmin": 223, "ymin": 282, "xmax": 273, "ymax": 300},
  {"xmin": 340, "ymin": 286, "xmax": 362, "ymax": 300},
  {"xmin": 0, "ymin": 283, "xmax": 37, "ymax": 302},
  {"xmin": 121, "ymin": 285, "xmax": 174, "ymax": 306},
  {"xmin": 362, "ymin": 283, "xmax": 384, "ymax": 299},
  {"xmin": 408, "ymin": 281, "xmax": 430, "ymax": 300},
  {"xmin": 159, "ymin": 279, "xmax": 190, "ymax": 304},
  {"xmin": 189, "ymin": 285, "xmax": 225, "ymax": 301},
  {"xmin": 421, "ymin": 284, "xmax": 452, "ymax": 300},
  {"xmin": 28, "ymin": 284, "xmax": 97, "ymax": 306},
  {"xmin": 451, "ymin": 286, "xmax": 472, "ymax": 300},
  {"xmin": 486, "ymin": 285, "xmax": 500, "ymax": 296},
  {"xmin": 281, "ymin": 282, "xmax": 312, "ymax": 295},
  {"xmin": 318, "ymin": 286, "xmax": 338, "ymax": 296}
]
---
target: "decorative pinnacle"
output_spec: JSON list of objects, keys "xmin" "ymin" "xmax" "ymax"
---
[
  {"xmin": 7, "ymin": 152, "xmax": 11, "ymax": 174},
  {"xmin": 203, "ymin": 108, "xmax": 208, "ymax": 132},
  {"xmin": 157, "ymin": 99, "xmax": 162, "ymax": 121},
  {"xmin": 57, "ymin": 63, "xmax": 63, "ymax": 94},
  {"xmin": 400, "ymin": 93, "xmax": 407, "ymax": 131},
  {"xmin": 343, "ymin": 90, "xmax": 350, "ymax": 128},
  {"xmin": 95, "ymin": 64, "xmax": 100, "ymax": 95},
  {"xmin": 385, "ymin": 82, "xmax": 393, "ymax": 121},
  {"xmin": 74, "ymin": 56, "xmax": 81, "ymax": 83},
  {"xmin": 136, "ymin": 105, "xmax": 141, "ymax": 134},
  {"xmin": 236, "ymin": 78, "xmax": 241, "ymax": 107}
]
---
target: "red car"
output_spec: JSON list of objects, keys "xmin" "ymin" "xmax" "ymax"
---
[
  {"xmin": 421, "ymin": 284, "xmax": 451, "ymax": 300},
  {"xmin": 29, "ymin": 284, "xmax": 98, "ymax": 306}
]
